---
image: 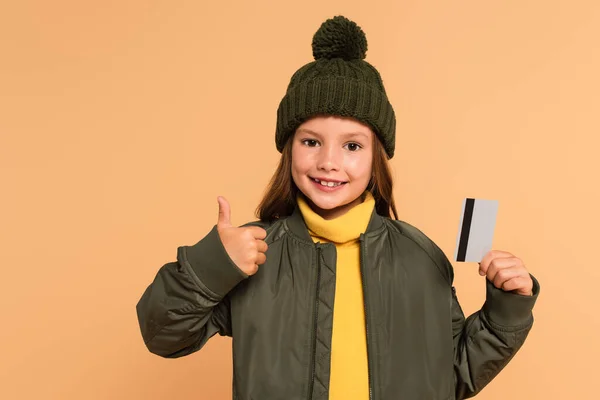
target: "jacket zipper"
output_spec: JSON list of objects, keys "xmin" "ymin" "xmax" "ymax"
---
[
  {"xmin": 310, "ymin": 240, "xmax": 373, "ymax": 399},
  {"xmin": 308, "ymin": 243, "xmax": 321, "ymax": 400},
  {"xmin": 360, "ymin": 234, "xmax": 374, "ymax": 400}
]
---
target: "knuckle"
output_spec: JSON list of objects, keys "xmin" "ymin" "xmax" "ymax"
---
[
  {"xmin": 516, "ymin": 257, "xmax": 525, "ymax": 267},
  {"xmin": 493, "ymin": 275, "xmax": 503, "ymax": 286}
]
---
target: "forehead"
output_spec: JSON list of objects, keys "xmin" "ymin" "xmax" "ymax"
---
[
  {"xmin": 296, "ymin": 128, "xmax": 370, "ymax": 140},
  {"xmin": 295, "ymin": 116, "xmax": 373, "ymax": 140}
]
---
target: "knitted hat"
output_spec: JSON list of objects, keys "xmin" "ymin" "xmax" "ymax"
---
[{"xmin": 275, "ymin": 15, "xmax": 396, "ymax": 158}]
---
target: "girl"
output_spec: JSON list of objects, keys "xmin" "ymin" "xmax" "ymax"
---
[{"xmin": 136, "ymin": 15, "xmax": 540, "ymax": 400}]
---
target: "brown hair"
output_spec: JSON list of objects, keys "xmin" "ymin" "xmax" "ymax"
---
[{"xmin": 255, "ymin": 131, "xmax": 399, "ymax": 222}]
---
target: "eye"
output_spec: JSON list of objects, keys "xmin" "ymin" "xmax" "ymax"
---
[
  {"xmin": 301, "ymin": 139, "xmax": 319, "ymax": 147},
  {"xmin": 344, "ymin": 142, "xmax": 362, "ymax": 152}
]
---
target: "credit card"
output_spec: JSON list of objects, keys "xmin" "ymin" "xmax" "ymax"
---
[{"xmin": 454, "ymin": 198, "xmax": 499, "ymax": 262}]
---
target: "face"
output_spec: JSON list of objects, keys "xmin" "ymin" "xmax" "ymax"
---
[{"xmin": 291, "ymin": 115, "xmax": 374, "ymax": 220}]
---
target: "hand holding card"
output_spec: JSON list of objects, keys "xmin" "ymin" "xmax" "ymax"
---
[
  {"xmin": 454, "ymin": 198, "xmax": 533, "ymax": 296},
  {"xmin": 478, "ymin": 250, "xmax": 534, "ymax": 296}
]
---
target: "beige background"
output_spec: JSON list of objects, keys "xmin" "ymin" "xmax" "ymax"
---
[{"xmin": 1, "ymin": 0, "xmax": 598, "ymax": 399}]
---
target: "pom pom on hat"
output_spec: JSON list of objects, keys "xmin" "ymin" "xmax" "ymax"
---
[{"xmin": 312, "ymin": 15, "xmax": 367, "ymax": 61}]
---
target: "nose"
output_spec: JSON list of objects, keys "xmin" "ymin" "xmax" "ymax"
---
[{"xmin": 316, "ymin": 143, "xmax": 341, "ymax": 172}]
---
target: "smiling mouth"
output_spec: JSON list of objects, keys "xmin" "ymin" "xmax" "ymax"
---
[{"xmin": 310, "ymin": 177, "xmax": 348, "ymax": 187}]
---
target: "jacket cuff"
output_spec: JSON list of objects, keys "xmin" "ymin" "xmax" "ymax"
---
[
  {"xmin": 482, "ymin": 273, "xmax": 540, "ymax": 328},
  {"xmin": 181, "ymin": 224, "xmax": 248, "ymax": 298}
]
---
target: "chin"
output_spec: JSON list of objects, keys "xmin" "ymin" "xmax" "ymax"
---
[
  {"xmin": 312, "ymin": 198, "xmax": 344, "ymax": 210},
  {"xmin": 304, "ymin": 191, "xmax": 347, "ymax": 210}
]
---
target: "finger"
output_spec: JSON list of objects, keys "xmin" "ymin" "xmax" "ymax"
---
[
  {"xmin": 492, "ymin": 266, "xmax": 525, "ymax": 290},
  {"xmin": 217, "ymin": 196, "xmax": 232, "ymax": 228},
  {"xmin": 479, "ymin": 251, "xmax": 517, "ymax": 275},
  {"xmin": 248, "ymin": 226, "xmax": 267, "ymax": 240},
  {"xmin": 255, "ymin": 240, "xmax": 268, "ymax": 253},
  {"xmin": 485, "ymin": 257, "xmax": 521, "ymax": 281},
  {"xmin": 256, "ymin": 252, "xmax": 267, "ymax": 265},
  {"xmin": 500, "ymin": 276, "xmax": 532, "ymax": 294},
  {"xmin": 248, "ymin": 264, "xmax": 259, "ymax": 275}
]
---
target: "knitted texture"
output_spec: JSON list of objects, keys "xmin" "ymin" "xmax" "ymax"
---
[{"xmin": 275, "ymin": 15, "xmax": 396, "ymax": 158}]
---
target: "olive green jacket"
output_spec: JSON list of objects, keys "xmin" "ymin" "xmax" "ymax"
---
[{"xmin": 136, "ymin": 205, "xmax": 539, "ymax": 400}]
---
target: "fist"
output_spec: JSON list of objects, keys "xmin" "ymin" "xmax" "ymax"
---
[
  {"xmin": 216, "ymin": 196, "xmax": 268, "ymax": 276},
  {"xmin": 479, "ymin": 250, "xmax": 533, "ymax": 296}
]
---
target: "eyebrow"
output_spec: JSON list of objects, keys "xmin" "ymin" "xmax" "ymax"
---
[{"xmin": 297, "ymin": 128, "xmax": 370, "ymax": 140}]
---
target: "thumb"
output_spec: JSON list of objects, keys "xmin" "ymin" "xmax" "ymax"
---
[{"xmin": 217, "ymin": 196, "xmax": 232, "ymax": 228}]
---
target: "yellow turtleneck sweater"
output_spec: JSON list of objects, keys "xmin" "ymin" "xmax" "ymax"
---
[{"xmin": 297, "ymin": 191, "xmax": 375, "ymax": 400}]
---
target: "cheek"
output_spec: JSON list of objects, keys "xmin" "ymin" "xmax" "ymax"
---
[
  {"xmin": 291, "ymin": 160, "xmax": 305, "ymax": 187},
  {"xmin": 345, "ymin": 155, "xmax": 372, "ymax": 180},
  {"xmin": 292, "ymin": 148, "xmax": 311, "ymax": 173}
]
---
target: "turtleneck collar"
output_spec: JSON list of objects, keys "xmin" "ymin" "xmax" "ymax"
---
[{"xmin": 296, "ymin": 191, "xmax": 375, "ymax": 244}]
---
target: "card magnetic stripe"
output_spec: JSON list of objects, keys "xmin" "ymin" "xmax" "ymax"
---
[{"xmin": 456, "ymin": 198, "xmax": 475, "ymax": 262}]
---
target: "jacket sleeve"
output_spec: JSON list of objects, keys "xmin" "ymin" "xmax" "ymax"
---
[
  {"xmin": 135, "ymin": 225, "xmax": 249, "ymax": 358},
  {"xmin": 452, "ymin": 273, "xmax": 540, "ymax": 399}
]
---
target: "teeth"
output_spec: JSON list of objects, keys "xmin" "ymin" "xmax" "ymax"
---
[{"xmin": 314, "ymin": 178, "xmax": 342, "ymax": 187}]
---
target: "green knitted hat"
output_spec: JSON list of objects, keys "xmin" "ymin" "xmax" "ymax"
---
[{"xmin": 275, "ymin": 15, "xmax": 396, "ymax": 158}]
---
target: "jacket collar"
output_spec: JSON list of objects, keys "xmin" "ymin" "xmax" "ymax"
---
[{"xmin": 285, "ymin": 200, "xmax": 385, "ymax": 244}]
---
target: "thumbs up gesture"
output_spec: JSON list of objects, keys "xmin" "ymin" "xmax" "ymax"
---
[{"xmin": 216, "ymin": 196, "xmax": 268, "ymax": 276}]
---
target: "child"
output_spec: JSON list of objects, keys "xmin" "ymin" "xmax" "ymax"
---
[{"xmin": 136, "ymin": 15, "xmax": 540, "ymax": 400}]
